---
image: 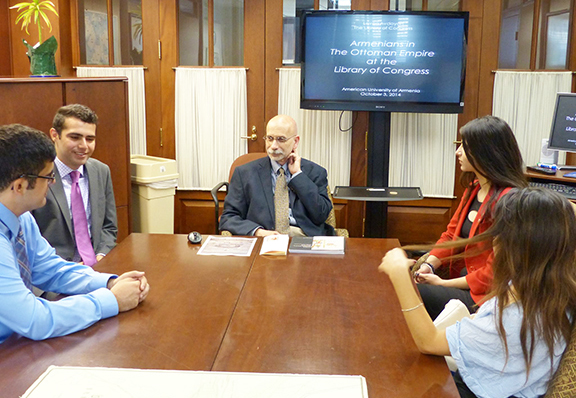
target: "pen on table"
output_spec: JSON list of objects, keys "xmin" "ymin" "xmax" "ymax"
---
[{"xmin": 536, "ymin": 163, "xmax": 557, "ymax": 170}]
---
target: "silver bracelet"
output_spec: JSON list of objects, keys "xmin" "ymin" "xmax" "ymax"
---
[
  {"xmin": 423, "ymin": 262, "xmax": 435, "ymax": 274},
  {"xmin": 401, "ymin": 303, "xmax": 424, "ymax": 312}
]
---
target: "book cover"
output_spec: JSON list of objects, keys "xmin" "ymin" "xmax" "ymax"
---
[
  {"xmin": 259, "ymin": 234, "xmax": 289, "ymax": 256},
  {"xmin": 289, "ymin": 236, "xmax": 345, "ymax": 255},
  {"xmin": 288, "ymin": 237, "xmax": 314, "ymax": 253}
]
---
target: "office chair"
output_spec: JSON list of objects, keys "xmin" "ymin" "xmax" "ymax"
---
[
  {"xmin": 211, "ymin": 153, "xmax": 267, "ymax": 234},
  {"xmin": 545, "ymin": 326, "xmax": 576, "ymax": 397},
  {"xmin": 210, "ymin": 153, "xmax": 348, "ymax": 237}
]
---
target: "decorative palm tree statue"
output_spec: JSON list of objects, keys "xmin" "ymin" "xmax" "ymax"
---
[{"xmin": 10, "ymin": 0, "xmax": 60, "ymax": 76}]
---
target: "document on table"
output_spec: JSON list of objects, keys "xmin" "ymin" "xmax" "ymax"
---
[
  {"xmin": 23, "ymin": 366, "xmax": 369, "ymax": 398},
  {"xmin": 197, "ymin": 236, "xmax": 257, "ymax": 256},
  {"xmin": 259, "ymin": 234, "xmax": 289, "ymax": 255}
]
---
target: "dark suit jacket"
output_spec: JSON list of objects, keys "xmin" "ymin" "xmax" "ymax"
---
[
  {"xmin": 32, "ymin": 158, "xmax": 118, "ymax": 261},
  {"xmin": 219, "ymin": 157, "xmax": 334, "ymax": 236}
]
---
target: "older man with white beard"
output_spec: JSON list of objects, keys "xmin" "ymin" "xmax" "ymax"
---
[{"xmin": 219, "ymin": 115, "xmax": 334, "ymax": 237}]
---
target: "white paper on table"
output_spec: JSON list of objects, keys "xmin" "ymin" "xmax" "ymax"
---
[
  {"xmin": 22, "ymin": 366, "xmax": 369, "ymax": 398},
  {"xmin": 259, "ymin": 234, "xmax": 289, "ymax": 255},
  {"xmin": 197, "ymin": 236, "xmax": 257, "ymax": 256}
]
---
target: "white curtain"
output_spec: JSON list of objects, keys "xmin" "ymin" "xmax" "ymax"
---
[
  {"xmin": 389, "ymin": 113, "xmax": 458, "ymax": 198},
  {"xmin": 175, "ymin": 68, "xmax": 247, "ymax": 190},
  {"xmin": 76, "ymin": 67, "xmax": 147, "ymax": 155},
  {"xmin": 278, "ymin": 68, "xmax": 456, "ymax": 197},
  {"xmin": 278, "ymin": 68, "xmax": 352, "ymax": 189},
  {"xmin": 493, "ymin": 71, "xmax": 572, "ymax": 166}
]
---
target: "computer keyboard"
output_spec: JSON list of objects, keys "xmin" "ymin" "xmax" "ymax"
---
[{"xmin": 529, "ymin": 181, "xmax": 576, "ymax": 200}]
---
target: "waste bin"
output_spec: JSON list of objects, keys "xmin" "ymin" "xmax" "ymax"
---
[{"xmin": 130, "ymin": 155, "xmax": 179, "ymax": 234}]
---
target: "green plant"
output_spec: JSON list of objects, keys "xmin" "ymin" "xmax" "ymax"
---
[{"xmin": 10, "ymin": 0, "xmax": 59, "ymax": 45}]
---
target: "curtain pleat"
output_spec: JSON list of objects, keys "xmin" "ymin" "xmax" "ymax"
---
[
  {"xmin": 76, "ymin": 67, "xmax": 147, "ymax": 155},
  {"xmin": 175, "ymin": 68, "xmax": 247, "ymax": 190},
  {"xmin": 389, "ymin": 113, "xmax": 458, "ymax": 198},
  {"xmin": 279, "ymin": 68, "xmax": 455, "ymax": 197},
  {"xmin": 493, "ymin": 71, "xmax": 572, "ymax": 166},
  {"xmin": 278, "ymin": 68, "xmax": 351, "ymax": 189}
]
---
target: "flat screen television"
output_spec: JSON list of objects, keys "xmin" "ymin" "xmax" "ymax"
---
[
  {"xmin": 300, "ymin": 10, "xmax": 469, "ymax": 113},
  {"xmin": 547, "ymin": 93, "xmax": 576, "ymax": 152}
]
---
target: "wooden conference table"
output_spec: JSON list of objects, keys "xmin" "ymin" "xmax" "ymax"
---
[{"xmin": 0, "ymin": 234, "xmax": 458, "ymax": 397}]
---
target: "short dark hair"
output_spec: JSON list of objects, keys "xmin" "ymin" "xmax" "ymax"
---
[
  {"xmin": 0, "ymin": 124, "xmax": 56, "ymax": 191},
  {"xmin": 52, "ymin": 104, "xmax": 98, "ymax": 136}
]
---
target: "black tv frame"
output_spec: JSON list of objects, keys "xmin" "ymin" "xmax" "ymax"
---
[
  {"xmin": 300, "ymin": 10, "xmax": 469, "ymax": 114},
  {"xmin": 548, "ymin": 92, "xmax": 576, "ymax": 153}
]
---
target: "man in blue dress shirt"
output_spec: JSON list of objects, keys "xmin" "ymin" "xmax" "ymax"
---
[{"xmin": 0, "ymin": 124, "xmax": 149, "ymax": 344}]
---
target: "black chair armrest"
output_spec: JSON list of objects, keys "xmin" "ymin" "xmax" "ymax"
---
[{"xmin": 211, "ymin": 181, "xmax": 229, "ymax": 234}]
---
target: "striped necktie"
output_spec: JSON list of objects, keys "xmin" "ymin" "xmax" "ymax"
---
[
  {"xmin": 274, "ymin": 168, "xmax": 290, "ymax": 234},
  {"xmin": 15, "ymin": 227, "xmax": 33, "ymax": 291}
]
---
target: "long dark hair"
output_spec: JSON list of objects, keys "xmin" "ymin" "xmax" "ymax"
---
[
  {"xmin": 419, "ymin": 188, "xmax": 576, "ymax": 375},
  {"xmin": 459, "ymin": 116, "xmax": 528, "ymax": 221},
  {"xmin": 489, "ymin": 188, "xmax": 576, "ymax": 375}
]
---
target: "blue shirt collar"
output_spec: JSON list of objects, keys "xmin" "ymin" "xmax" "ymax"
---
[
  {"xmin": 270, "ymin": 160, "xmax": 289, "ymax": 176},
  {"xmin": 0, "ymin": 202, "xmax": 21, "ymax": 240}
]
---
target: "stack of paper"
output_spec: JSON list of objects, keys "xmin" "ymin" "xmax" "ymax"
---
[{"xmin": 23, "ymin": 366, "xmax": 368, "ymax": 398}]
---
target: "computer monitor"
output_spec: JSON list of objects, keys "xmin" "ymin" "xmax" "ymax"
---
[{"xmin": 548, "ymin": 93, "xmax": 576, "ymax": 152}]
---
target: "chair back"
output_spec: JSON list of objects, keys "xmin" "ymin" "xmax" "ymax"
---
[
  {"xmin": 545, "ymin": 327, "xmax": 576, "ymax": 397},
  {"xmin": 229, "ymin": 153, "xmax": 268, "ymax": 182},
  {"xmin": 326, "ymin": 186, "xmax": 349, "ymax": 237}
]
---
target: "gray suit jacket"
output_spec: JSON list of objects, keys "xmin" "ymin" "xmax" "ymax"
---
[
  {"xmin": 32, "ymin": 158, "xmax": 118, "ymax": 261},
  {"xmin": 219, "ymin": 157, "xmax": 334, "ymax": 236}
]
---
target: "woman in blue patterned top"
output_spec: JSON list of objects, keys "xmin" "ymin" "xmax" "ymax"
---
[{"xmin": 379, "ymin": 187, "xmax": 576, "ymax": 398}]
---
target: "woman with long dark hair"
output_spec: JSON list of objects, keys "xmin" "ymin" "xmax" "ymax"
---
[
  {"xmin": 415, "ymin": 116, "xmax": 528, "ymax": 319},
  {"xmin": 380, "ymin": 188, "xmax": 576, "ymax": 397}
]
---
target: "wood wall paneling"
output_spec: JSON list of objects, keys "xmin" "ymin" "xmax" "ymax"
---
[
  {"xmin": 264, "ymin": 0, "xmax": 282, "ymax": 128},
  {"xmin": 0, "ymin": 82, "xmax": 63, "ymax": 129},
  {"xmin": 246, "ymin": 0, "xmax": 266, "ymax": 150},
  {"xmin": 461, "ymin": 1, "xmax": 483, "ymax": 123},
  {"xmin": 388, "ymin": 198, "xmax": 454, "ymax": 245},
  {"xmin": 370, "ymin": 0, "xmax": 389, "ymax": 10},
  {"xmin": 388, "ymin": 206, "xmax": 451, "ymax": 245},
  {"xmin": 0, "ymin": 77, "xmax": 132, "ymax": 243},
  {"xmin": 175, "ymin": 191, "xmax": 219, "ymax": 235},
  {"xmin": 571, "ymin": 0, "xmax": 576, "ymax": 91},
  {"xmin": 116, "ymin": 206, "xmax": 130, "ymax": 242},
  {"xmin": 158, "ymin": 0, "xmax": 178, "ymax": 160},
  {"xmin": 351, "ymin": 0, "xmax": 372, "ymax": 10},
  {"xmin": 56, "ymin": 0, "xmax": 74, "ymax": 77},
  {"xmin": 332, "ymin": 199, "xmax": 349, "ymax": 231},
  {"xmin": 477, "ymin": 0, "xmax": 501, "ymax": 117},
  {"xmin": 142, "ymin": 0, "xmax": 163, "ymax": 157},
  {"xmin": 348, "ymin": 112, "xmax": 369, "ymax": 237},
  {"xmin": 0, "ymin": 0, "xmax": 11, "ymax": 76}
]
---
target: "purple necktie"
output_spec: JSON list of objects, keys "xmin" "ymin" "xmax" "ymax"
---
[{"xmin": 70, "ymin": 171, "xmax": 97, "ymax": 266}]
